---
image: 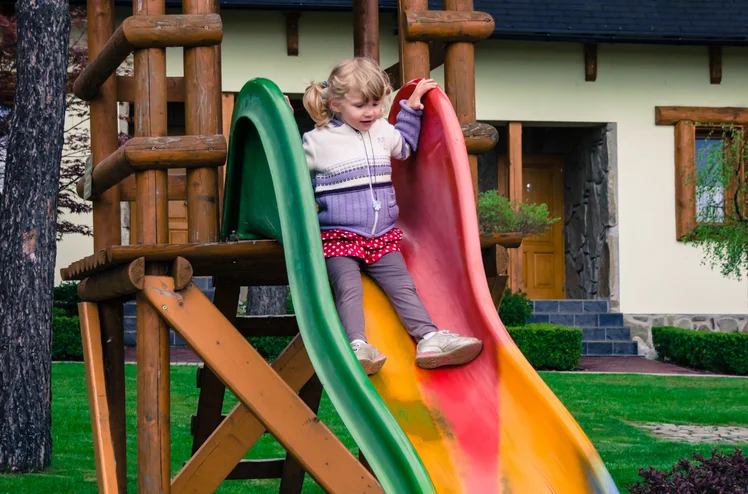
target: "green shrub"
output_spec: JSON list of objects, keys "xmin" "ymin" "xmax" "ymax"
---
[
  {"xmin": 52, "ymin": 315, "xmax": 83, "ymax": 361},
  {"xmin": 248, "ymin": 336, "xmax": 294, "ymax": 362},
  {"xmin": 53, "ymin": 281, "xmax": 80, "ymax": 317},
  {"xmin": 507, "ymin": 324, "xmax": 582, "ymax": 371},
  {"xmin": 477, "ymin": 190, "xmax": 559, "ymax": 236},
  {"xmin": 652, "ymin": 326, "xmax": 748, "ymax": 375},
  {"xmin": 499, "ymin": 289, "xmax": 533, "ymax": 327}
]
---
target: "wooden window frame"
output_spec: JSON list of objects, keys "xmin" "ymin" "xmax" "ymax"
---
[{"xmin": 655, "ymin": 106, "xmax": 748, "ymax": 240}]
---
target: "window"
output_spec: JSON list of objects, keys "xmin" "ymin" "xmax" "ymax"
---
[
  {"xmin": 655, "ymin": 106, "xmax": 748, "ymax": 239},
  {"xmin": 694, "ymin": 131, "xmax": 725, "ymax": 223}
]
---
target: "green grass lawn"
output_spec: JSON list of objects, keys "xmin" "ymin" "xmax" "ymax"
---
[{"xmin": 0, "ymin": 364, "xmax": 746, "ymax": 493}]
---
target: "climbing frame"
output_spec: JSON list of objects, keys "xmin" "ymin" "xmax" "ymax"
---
[{"xmin": 64, "ymin": 0, "xmax": 502, "ymax": 492}]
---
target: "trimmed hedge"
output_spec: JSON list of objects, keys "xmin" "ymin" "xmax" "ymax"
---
[
  {"xmin": 52, "ymin": 281, "xmax": 84, "ymax": 361},
  {"xmin": 652, "ymin": 326, "xmax": 748, "ymax": 375},
  {"xmin": 498, "ymin": 289, "xmax": 533, "ymax": 327},
  {"xmin": 507, "ymin": 323, "xmax": 582, "ymax": 371},
  {"xmin": 53, "ymin": 314, "xmax": 83, "ymax": 361},
  {"xmin": 248, "ymin": 336, "xmax": 294, "ymax": 362}
]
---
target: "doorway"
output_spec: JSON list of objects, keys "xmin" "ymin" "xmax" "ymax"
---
[{"xmin": 520, "ymin": 156, "xmax": 565, "ymax": 299}]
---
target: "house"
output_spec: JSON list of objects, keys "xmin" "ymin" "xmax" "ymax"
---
[{"xmin": 53, "ymin": 0, "xmax": 748, "ymax": 355}]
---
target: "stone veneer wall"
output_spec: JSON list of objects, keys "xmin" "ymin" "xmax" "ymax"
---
[
  {"xmin": 625, "ymin": 313, "xmax": 748, "ymax": 358},
  {"xmin": 563, "ymin": 124, "xmax": 618, "ymax": 305}
]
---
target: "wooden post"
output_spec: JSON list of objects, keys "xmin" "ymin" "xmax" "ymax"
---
[
  {"xmin": 79, "ymin": 303, "xmax": 119, "ymax": 494},
  {"xmin": 443, "ymin": 0, "xmax": 479, "ymax": 198},
  {"xmin": 87, "ymin": 0, "xmax": 126, "ymax": 489},
  {"xmin": 184, "ymin": 0, "xmax": 220, "ymax": 244},
  {"xmin": 508, "ymin": 122, "xmax": 523, "ymax": 292},
  {"xmin": 132, "ymin": 0, "xmax": 170, "ymax": 491},
  {"xmin": 398, "ymin": 0, "xmax": 430, "ymax": 82},
  {"xmin": 675, "ymin": 120, "xmax": 696, "ymax": 239},
  {"xmin": 353, "ymin": 0, "xmax": 379, "ymax": 63}
]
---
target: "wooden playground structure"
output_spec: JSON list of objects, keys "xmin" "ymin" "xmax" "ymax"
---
[{"xmin": 63, "ymin": 0, "xmax": 505, "ymax": 491}]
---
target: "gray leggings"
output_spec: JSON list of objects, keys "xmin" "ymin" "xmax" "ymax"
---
[{"xmin": 326, "ymin": 252, "xmax": 438, "ymax": 343}]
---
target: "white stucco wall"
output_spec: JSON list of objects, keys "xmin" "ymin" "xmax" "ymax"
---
[{"xmin": 56, "ymin": 9, "xmax": 748, "ymax": 314}]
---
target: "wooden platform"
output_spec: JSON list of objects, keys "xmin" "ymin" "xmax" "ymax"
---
[{"xmin": 61, "ymin": 240, "xmax": 287, "ymax": 285}]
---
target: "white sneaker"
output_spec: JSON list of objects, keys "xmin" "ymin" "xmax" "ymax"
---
[
  {"xmin": 415, "ymin": 330, "xmax": 483, "ymax": 370},
  {"xmin": 351, "ymin": 340, "xmax": 387, "ymax": 375}
]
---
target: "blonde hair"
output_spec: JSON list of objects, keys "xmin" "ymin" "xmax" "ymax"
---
[{"xmin": 303, "ymin": 57, "xmax": 393, "ymax": 128}]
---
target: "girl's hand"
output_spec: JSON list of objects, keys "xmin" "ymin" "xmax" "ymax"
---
[
  {"xmin": 406, "ymin": 79, "xmax": 438, "ymax": 111},
  {"xmin": 284, "ymin": 95, "xmax": 293, "ymax": 112}
]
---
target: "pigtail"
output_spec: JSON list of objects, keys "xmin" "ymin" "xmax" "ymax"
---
[{"xmin": 303, "ymin": 81, "xmax": 333, "ymax": 129}]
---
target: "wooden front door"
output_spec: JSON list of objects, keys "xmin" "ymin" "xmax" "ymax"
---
[{"xmin": 521, "ymin": 156, "xmax": 565, "ymax": 299}]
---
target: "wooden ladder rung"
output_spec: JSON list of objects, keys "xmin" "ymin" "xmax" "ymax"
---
[
  {"xmin": 77, "ymin": 135, "xmax": 227, "ymax": 199},
  {"xmin": 74, "ymin": 14, "xmax": 223, "ymax": 101},
  {"xmin": 404, "ymin": 10, "xmax": 494, "ymax": 43}
]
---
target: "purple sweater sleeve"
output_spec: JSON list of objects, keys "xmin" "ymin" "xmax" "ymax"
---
[{"xmin": 394, "ymin": 99, "xmax": 423, "ymax": 152}]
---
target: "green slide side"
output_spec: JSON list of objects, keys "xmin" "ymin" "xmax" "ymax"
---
[{"xmin": 221, "ymin": 78, "xmax": 435, "ymax": 494}]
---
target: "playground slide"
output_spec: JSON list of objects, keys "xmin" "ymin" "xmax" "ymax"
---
[{"xmin": 221, "ymin": 78, "xmax": 619, "ymax": 493}]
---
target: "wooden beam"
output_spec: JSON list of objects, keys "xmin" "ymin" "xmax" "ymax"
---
[
  {"xmin": 123, "ymin": 14, "xmax": 222, "ymax": 48},
  {"xmin": 655, "ymin": 106, "xmax": 748, "ymax": 125},
  {"xmin": 508, "ymin": 122, "xmax": 523, "ymax": 292},
  {"xmin": 184, "ymin": 0, "xmax": 220, "ymax": 245},
  {"xmin": 74, "ymin": 14, "xmax": 222, "ymax": 100},
  {"xmin": 145, "ymin": 279, "xmax": 382, "ymax": 493},
  {"xmin": 462, "ymin": 122, "xmax": 498, "ymax": 154},
  {"xmin": 353, "ymin": 0, "xmax": 379, "ymax": 62},
  {"xmin": 77, "ymin": 257, "xmax": 145, "ymax": 302},
  {"xmin": 60, "ymin": 240, "xmax": 286, "ymax": 282},
  {"xmin": 173, "ymin": 336, "xmax": 311, "ymax": 491},
  {"xmin": 78, "ymin": 302, "xmax": 120, "ymax": 493},
  {"xmin": 385, "ymin": 40, "xmax": 444, "ymax": 89},
  {"xmin": 86, "ymin": 0, "xmax": 126, "ymax": 487},
  {"xmin": 675, "ymin": 120, "xmax": 697, "ymax": 240},
  {"xmin": 284, "ymin": 12, "xmax": 299, "ymax": 56},
  {"xmin": 404, "ymin": 10, "xmax": 494, "ymax": 43},
  {"xmin": 444, "ymin": 0, "xmax": 480, "ymax": 199},
  {"xmin": 132, "ymin": 0, "xmax": 171, "ymax": 491},
  {"xmin": 398, "ymin": 0, "xmax": 431, "ymax": 83},
  {"xmin": 171, "ymin": 256, "xmax": 193, "ymax": 290},
  {"xmin": 584, "ymin": 43, "xmax": 597, "ymax": 82},
  {"xmin": 76, "ymin": 135, "xmax": 227, "ymax": 199},
  {"xmin": 117, "ymin": 75, "xmax": 184, "ymax": 103},
  {"xmin": 709, "ymin": 46, "xmax": 722, "ymax": 85}
]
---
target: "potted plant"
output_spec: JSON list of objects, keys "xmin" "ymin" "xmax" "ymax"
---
[{"xmin": 477, "ymin": 190, "xmax": 559, "ymax": 248}]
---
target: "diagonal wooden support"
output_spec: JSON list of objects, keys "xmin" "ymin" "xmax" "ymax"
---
[
  {"xmin": 143, "ymin": 277, "xmax": 382, "ymax": 493},
  {"xmin": 173, "ymin": 334, "xmax": 315, "ymax": 493},
  {"xmin": 78, "ymin": 302, "xmax": 120, "ymax": 493}
]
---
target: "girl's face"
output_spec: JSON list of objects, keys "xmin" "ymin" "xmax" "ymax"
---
[{"xmin": 331, "ymin": 89, "xmax": 382, "ymax": 132}]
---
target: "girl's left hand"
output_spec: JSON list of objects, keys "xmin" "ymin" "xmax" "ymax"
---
[{"xmin": 406, "ymin": 79, "xmax": 438, "ymax": 110}]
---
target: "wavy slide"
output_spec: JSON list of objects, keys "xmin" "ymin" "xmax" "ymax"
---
[{"xmin": 221, "ymin": 77, "xmax": 619, "ymax": 493}]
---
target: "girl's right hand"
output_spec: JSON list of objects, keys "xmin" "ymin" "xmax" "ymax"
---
[
  {"xmin": 284, "ymin": 95, "xmax": 293, "ymax": 111},
  {"xmin": 406, "ymin": 79, "xmax": 438, "ymax": 110}
]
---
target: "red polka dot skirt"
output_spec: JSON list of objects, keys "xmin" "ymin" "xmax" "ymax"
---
[{"xmin": 321, "ymin": 228, "xmax": 403, "ymax": 264}]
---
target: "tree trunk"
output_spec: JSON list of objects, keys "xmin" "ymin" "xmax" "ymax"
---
[
  {"xmin": 0, "ymin": 0, "xmax": 70, "ymax": 472},
  {"xmin": 246, "ymin": 286, "xmax": 289, "ymax": 315}
]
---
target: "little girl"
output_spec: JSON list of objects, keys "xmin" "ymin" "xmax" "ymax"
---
[{"xmin": 301, "ymin": 57, "xmax": 483, "ymax": 375}]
